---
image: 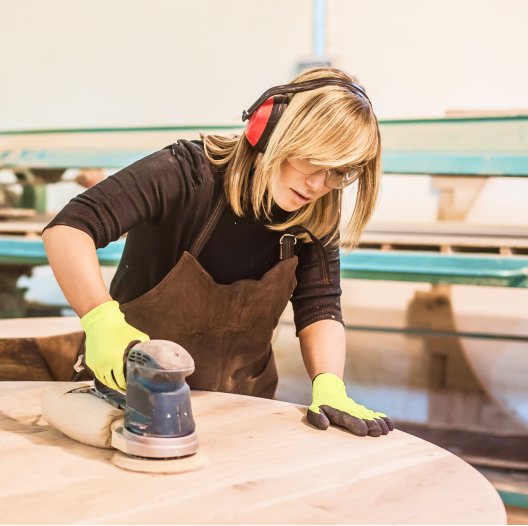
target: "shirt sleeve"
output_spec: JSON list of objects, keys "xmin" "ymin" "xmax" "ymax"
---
[
  {"xmin": 43, "ymin": 140, "xmax": 211, "ymax": 248},
  {"xmin": 290, "ymin": 233, "xmax": 343, "ymax": 335}
]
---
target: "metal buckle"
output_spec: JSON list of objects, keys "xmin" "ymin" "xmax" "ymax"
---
[
  {"xmin": 280, "ymin": 234, "xmax": 297, "ymax": 260},
  {"xmin": 280, "ymin": 234, "xmax": 298, "ymax": 245}
]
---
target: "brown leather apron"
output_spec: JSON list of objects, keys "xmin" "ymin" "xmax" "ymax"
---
[{"xmin": 120, "ymin": 192, "xmax": 298, "ymax": 399}]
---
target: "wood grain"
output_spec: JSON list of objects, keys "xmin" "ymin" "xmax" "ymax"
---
[{"xmin": 0, "ymin": 381, "xmax": 507, "ymax": 524}]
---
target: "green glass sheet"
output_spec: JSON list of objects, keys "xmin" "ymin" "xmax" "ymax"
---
[
  {"xmin": 0, "ymin": 238, "xmax": 125, "ymax": 266},
  {"xmin": 1, "ymin": 239, "xmax": 527, "ymax": 288},
  {"xmin": 340, "ymin": 250, "xmax": 528, "ymax": 287}
]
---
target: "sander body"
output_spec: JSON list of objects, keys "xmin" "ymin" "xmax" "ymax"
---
[
  {"xmin": 109, "ymin": 340, "xmax": 198, "ymax": 459},
  {"xmin": 43, "ymin": 340, "xmax": 206, "ymax": 473}
]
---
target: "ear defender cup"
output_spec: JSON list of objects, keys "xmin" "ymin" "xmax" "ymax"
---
[
  {"xmin": 244, "ymin": 94, "xmax": 289, "ymax": 153},
  {"xmin": 242, "ymin": 78, "xmax": 371, "ymax": 153}
]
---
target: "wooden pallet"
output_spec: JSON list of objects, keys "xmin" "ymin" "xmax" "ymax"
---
[{"xmin": 360, "ymin": 223, "xmax": 528, "ymax": 255}]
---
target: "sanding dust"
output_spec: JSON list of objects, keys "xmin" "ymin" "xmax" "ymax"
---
[{"xmin": 134, "ymin": 340, "xmax": 195, "ymax": 371}]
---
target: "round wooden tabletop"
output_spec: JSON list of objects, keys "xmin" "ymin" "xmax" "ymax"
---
[{"xmin": 0, "ymin": 381, "xmax": 506, "ymax": 524}]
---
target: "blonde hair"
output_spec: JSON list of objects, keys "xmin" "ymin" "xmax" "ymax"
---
[{"xmin": 203, "ymin": 67, "xmax": 381, "ymax": 247}]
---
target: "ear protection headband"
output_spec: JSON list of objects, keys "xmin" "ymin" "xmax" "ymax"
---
[{"xmin": 241, "ymin": 78, "xmax": 371, "ymax": 153}]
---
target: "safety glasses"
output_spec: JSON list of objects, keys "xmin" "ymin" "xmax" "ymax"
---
[{"xmin": 286, "ymin": 158, "xmax": 365, "ymax": 190}]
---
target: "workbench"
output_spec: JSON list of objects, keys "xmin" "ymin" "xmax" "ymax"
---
[{"xmin": 0, "ymin": 381, "xmax": 507, "ymax": 524}]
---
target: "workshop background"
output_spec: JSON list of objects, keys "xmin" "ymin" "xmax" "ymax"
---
[
  {"xmin": 1, "ymin": 0, "xmax": 527, "ymax": 521},
  {"xmin": 1, "ymin": 0, "xmax": 528, "ymax": 127}
]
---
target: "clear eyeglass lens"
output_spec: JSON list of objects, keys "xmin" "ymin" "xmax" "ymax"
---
[
  {"xmin": 325, "ymin": 168, "xmax": 361, "ymax": 189},
  {"xmin": 288, "ymin": 158, "xmax": 364, "ymax": 190}
]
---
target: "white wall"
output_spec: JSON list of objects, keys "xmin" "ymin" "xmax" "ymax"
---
[
  {"xmin": 1, "ymin": 0, "xmax": 526, "ymax": 130},
  {"xmin": 0, "ymin": 0, "xmax": 311, "ymax": 129},
  {"xmin": 329, "ymin": 0, "xmax": 528, "ymax": 118}
]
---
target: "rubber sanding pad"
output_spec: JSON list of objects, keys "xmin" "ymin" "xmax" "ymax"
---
[{"xmin": 111, "ymin": 450, "xmax": 210, "ymax": 474}]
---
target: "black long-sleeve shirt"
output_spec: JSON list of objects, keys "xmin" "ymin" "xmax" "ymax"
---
[{"xmin": 44, "ymin": 140, "xmax": 343, "ymax": 334}]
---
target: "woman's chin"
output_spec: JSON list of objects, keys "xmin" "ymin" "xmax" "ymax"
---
[
  {"xmin": 272, "ymin": 197, "xmax": 295, "ymax": 212},
  {"xmin": 278, "ymin": 202, "xmax": 301, "ymax": 212},
  {"xmin": 280, "ymin": 196, "xmax": 310, "ymax": 212}
]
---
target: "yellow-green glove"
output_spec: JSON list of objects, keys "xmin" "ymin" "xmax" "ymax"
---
[
  {"xmin": 307, "ymin": 373, "xmax": 394, "ymax": 437},
  {"xmin": 80, "ymin": 300, "xmax": 149, "ymax": 391}
]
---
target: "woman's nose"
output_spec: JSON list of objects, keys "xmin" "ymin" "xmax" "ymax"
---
[{"xmin": 305, "ymin": 172, "xmax": 326, "ymax": 193}]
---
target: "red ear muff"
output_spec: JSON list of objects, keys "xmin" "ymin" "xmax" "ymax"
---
[
  {"xmin": 242, "ymin": 78, "xmax": 371, "ymax": 152},
  {"xmin": 244, "ymin": 95, "xmax": 289, "ymax": 153}
]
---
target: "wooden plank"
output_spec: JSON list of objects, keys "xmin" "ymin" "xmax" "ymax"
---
[
  {"xmin": 365, "ymin": 222, "xmax": 528, "ymax": 238},
  {"xmin": 0, "ymin": 317, "xmax": 83, "ymax": 381},
  {"xmin": 360, "ymin": 232, "xmax": 528, "ymax": 253},
  {"xmin": 0, "ymin": 381, "xmax": 507, "ymax": 524},
  {"xmin": 0, "ymin": 213, "xmax": 54, "ymax": 236},
  {"xmin": 361, "ymin": 223, "xmax": 528, "ymax": 251},
  {"xmin": 0, "ymin": 208, "xmax": 36, "ymax": 219}
]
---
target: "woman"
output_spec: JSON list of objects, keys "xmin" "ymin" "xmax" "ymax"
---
[{"xmin": 43, "ymin": 67, "xmax": 394, "ymax": 438}]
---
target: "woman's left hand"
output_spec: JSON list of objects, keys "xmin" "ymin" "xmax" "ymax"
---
[{"xmin": 307, "ymin": 373, "xmax": 395, "ymax": 437}]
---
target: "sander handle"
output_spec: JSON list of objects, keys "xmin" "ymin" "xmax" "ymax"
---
[{"xmin": 72, "ymin": 339, "xmax": 143, "ymax": 407}]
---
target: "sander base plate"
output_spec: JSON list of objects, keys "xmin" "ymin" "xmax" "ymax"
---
[{"xmin": 111, "ymin": 450, "xmax": 210, "ymax": 474}]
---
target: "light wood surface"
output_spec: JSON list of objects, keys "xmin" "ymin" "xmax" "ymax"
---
[
  {"xmin": 0, "ymin": 208, "xmax": 37, "ymax": 219},
  {"xmin": 0, "ymin": 381, "xmax": 506, "ymax": 524},
  {"xmin": 0, "ymin": 316, "xmax": 81, "ymax": 337}
]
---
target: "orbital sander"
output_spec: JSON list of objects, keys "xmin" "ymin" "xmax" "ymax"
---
[{"xmin": 42, "ymin": 340, "xmax": 208, "ymax": 473}]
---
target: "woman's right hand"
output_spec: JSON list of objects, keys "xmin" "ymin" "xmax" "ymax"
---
[{"xmin": 80, "ymin": 300, "xmax": 150, "ymax": 391}]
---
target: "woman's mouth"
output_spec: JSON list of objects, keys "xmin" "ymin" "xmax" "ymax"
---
[{"xmin": 291, "ymin": 189, "xmax": 311, "ymax": 205}]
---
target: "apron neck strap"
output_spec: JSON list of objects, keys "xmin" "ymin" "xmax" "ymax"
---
[
  {"xmin": 190, "ymin": 191, "xmax": 331, "ymax": 287},
  {"xmin": 189, "ymin": 192, "xmax": 227, "ymax": 257},
  {"xmin": 283, "ymin": 225, "xmax": 331, "ymax": 285}
]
